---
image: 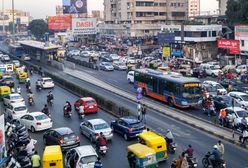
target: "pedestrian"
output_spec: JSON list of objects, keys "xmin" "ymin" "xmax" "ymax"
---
[
  {"xmin": 218, "ymin": 109, "xmax": 227, "ymax": 126},
  {"xmin": 141, "ymin": 103, "xmax": 147, "ymax": 124},
  {"xmin": 16, "ymin": 86, "xmax": 21, "ymax": 94},
  {"xmin": 31, "ymin": 151, "xmax": 41, "ymax": 168},
  {"xmin": 239, "ymin": 129, "xmax": 248, "ymax": 144},
  {"xmin": 180, "ymin": 152, "xmax": 189, "ymax": 168},
  {"xmin": 94, "ymin": 157, "xmax": 103, "ymax": 168},
  {"xmin": 137, "ymin": 101, "xmax": 141, "ymax": 120},
  {"xmin": 216, "ymin": 140, "xmax": 225, "ymax": 159},
  {"xmin": 79, "ymin": 104, "xmax": 85, "ymax": 118}
]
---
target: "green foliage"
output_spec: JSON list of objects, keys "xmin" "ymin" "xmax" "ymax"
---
[
  {"xmin": 28, "ymin": 19, "xmax": 48, "ymax": 40},
  {"xmin": 226, "ymin": 0, "xmax": 248, "ymax": 26},
  {"xmin": 184, "ymin": 20, "xmax": 204, "ymax": 25}
]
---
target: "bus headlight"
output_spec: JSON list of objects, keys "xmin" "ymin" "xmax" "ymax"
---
[{"xmin": 181, "ymin": 101, "xmax": 188, "ymax": 105}]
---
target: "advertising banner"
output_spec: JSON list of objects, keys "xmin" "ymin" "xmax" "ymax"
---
[
  {"xmin": 63, "ymin": 0, "xmax": 87, "ymax": 14},
  {"xmin": 217, "ymin": 40, "xmax": 240, "ymax": 50},
  {"xmin": 48, "ymin": 16, "xmax": 71, "ymax": 30},
  {"xmin": 158, "ymin": 32, "xmax": 175, "ymax": 44},
  {"xmin": 72, "ymin": 18, "xmax": 97, "ymax": 35},
  {"xmin": 162, "ymin": 47, "xmax": 171, "ymax": 57}
]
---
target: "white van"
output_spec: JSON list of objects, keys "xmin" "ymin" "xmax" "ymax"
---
[
  {"xmin": 199, "ymin": 63, "xmax": 222, "ymax": 77},
  {"xmin": 127, "ymin": 71, "xmax": 134, "ymax": 83}
]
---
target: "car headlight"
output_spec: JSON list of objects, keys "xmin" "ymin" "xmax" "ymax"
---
[{"xmin": 181, "ymin": 101, "xmax": 188, "ymax": 105}]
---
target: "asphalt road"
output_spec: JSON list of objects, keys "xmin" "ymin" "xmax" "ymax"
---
[{"xmin": 17, "ymin": 65, "xmax": 248, "ymax": 168}]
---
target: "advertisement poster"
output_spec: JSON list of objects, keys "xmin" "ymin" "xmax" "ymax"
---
[
  {"xmin": 72, "ymin": 18, "xmax": 97, "ymax": 35},
  {"xmin": 48, "ymin": 16, "xmax": 72, "ymax": 30},
  {"xmin": 63, "ymin": 0, "xmax": 87, "ymax": 14},
  {"xmin": 217, "ymin": 40, "xmax": 240, "ymax": 50}
]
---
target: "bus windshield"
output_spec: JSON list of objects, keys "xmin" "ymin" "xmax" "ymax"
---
[{"xmin": 182, "ymin": 86, "xmax": 201, "ymax": 98}]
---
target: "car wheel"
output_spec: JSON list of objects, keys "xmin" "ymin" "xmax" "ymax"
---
[
  {"xmin": 43, "ymin": 137, "xmax": 47, "ymax": 145},
  {"xmin": 31, "ymin": 126, "xmax": 35, "ymax": 133},
  {"xmin": 123, "ymin": 133, "xmax": 129, "ymax": 141}
]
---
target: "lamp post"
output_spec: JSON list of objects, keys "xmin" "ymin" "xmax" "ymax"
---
[
  {"xmin": 1, "ymin": 0, "xmax": 4, "ymax": 33},
  {"xmin": 12, "ymin": 0, "xmax": 14, "ymax": 35}
]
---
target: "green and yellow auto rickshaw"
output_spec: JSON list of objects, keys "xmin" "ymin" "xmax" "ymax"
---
[
  {"xmin": 127, "ymin": 143, "xmax": 158, "ymax": 168},
  {"xmin": 0, "ymin": 86, "xmax": 11, "ymax": 100},
  {"xmin": 18, "ymin": 72, "xmax": 28, "ymax": 84}
]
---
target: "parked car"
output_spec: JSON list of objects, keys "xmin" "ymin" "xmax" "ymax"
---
[
  {"xmin": 40, "ymin": 77, "xmax": 54, "ymax": 89},
  {"xmin": 0, "ymin": 75, "xmax": 14, "ymax": 87},
  {"xmin": 127, "ymin": 71, "xmax": 134, "ymax": 83},
  {"xmin": 74, "ymin": 97, "xmax": 98, "ymax": 113},
  {"xmin": 113, "ymin": 61, "xmax": 127, "ymax": 70},
  {"xmin": 109, "ymin": 54, "xmax": 120, "ymax": 61},
  {"xmin": 1, "ymin": 54, "xmax": 10, "ymax": 61},
  {"xmin": 80, "ymin": 118, "xmax": 113, "ymax": 142},
  {"xmin": 20, "ymin": 112, "xmax": 53, "ymax": 132},
  {"xmin": 224, "ymin": 107, "xmax": 248, "ymax": 128},
  {"xmin": 43, "ymin": 127, "xmax": 80, "ymax": 151},
  {"xmin": 100, "ymin": 55, "xmax": 113, "ymax": 62},
  {"xmin": 99, "ymin": 62, "xmax": 114, "ymax": 71},
  {"xmin": 212, "ymin": 95, "xmax": 233, "ymax": 112},
  {"xmin": 207, "ymin": 61, "xmax": 221, "ymax": 69},
  {"xmin": 199, "ymin": 63, "xmax": 223, "ymax": 77},
  {"xmin": 3, "ymin": 93, "xmax": 25, "ymax": 106},
  {"xmin": 12, "ymin": 60, "xmax": 20, "ymax": 67},
  {"xmin": 5, "ymin": 103, "xmax": 28, "ymax": 119},
  {"xmin": 202, "ymin": 81, "xmax": 227, "ymax": 95},
  {"xmin": 228, "ymin": 91, "xmax": 248, "ymax": 109},
  {"xmin": 65, "ymin": 145, "xmax": 98, "ymax": 168},
  {"xmin": 110, "ymin": 116, "xmax": 145, "ymax": 140},
  {"xmin": 21, "ymin": 55, "xmax": 31, "ymax": 61}
]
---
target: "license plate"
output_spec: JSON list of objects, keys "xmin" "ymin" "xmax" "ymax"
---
[{"xmin": 89, "ymin": 106, "xmax": 93, "ymax": 108}]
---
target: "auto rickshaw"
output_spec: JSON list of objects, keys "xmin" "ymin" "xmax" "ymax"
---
[
  {"xmin": 43, "ymin": 145, "xmax": 63, "ymax": 168},
  {"xmin": 18, "ymin": 72, "xmax": 28, "ymax": 84},
  {"xmin": 138, "ymin": 131, "xmax": 168, "ymax": 162},
  {"xmin": 127, "ymin": 143, "xmax": 158, "ymax": 168},
  {"xmin": 0, "ymin": 86, "xmax": 11, "ymax": 100}
]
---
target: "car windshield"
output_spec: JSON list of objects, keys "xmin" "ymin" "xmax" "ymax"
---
[
  {"xmin": 64, "ymin": 133, "xmax": 76, "ymax": 142},
  {"xmin": 221, "ymin": 97, "xmax": 232, "ymax": 105},
  {"xmin": 236, "ymin": 110, "xmax": 248, "ymax": 117},
  {"xmin": 210, "ymin": 66, "xmax": 218, "ymax": 70},
  {"xmin": 85, "ymin": 100, "xmax": 96, "ymax": 105},
  {"xmin": 44, "ymin": 79, "xmax": 53, "ymax": 82},
  {"xmin": 35, "ymin": 114, "xmax": 48, "ymax": 120},
  {"xmin": 11, "ymin": 95, "xmax": 22, "ymax": 99},
  {"xmin": 182, "ymin": 86, "xmax": 202, "ymax": 98},
  {"xmin": 14, "ymin": 106, "xmax": 26, "ymax": 111},
  {"xmin": 241, "ymin": 95, "xmax": 248, "ymax": 101},
  {"xmin": 215, "ymin": 84, "xmax": 224, "ymax": 90},
  {"xmin": 80, "ymin": 155, "xmax": 97, "ymax": 164},
  {"xmin": 94, "ymin": 123, "xmax": 109, "ymax": 130},
  {"xmin": 104, "ymin": 63, "xmax": 112, "ymax": 66}
]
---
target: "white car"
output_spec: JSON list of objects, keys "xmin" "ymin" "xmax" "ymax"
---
[
  {"xmin": 1, "ymin": 55, "xmax": 10, "ymax": 61},
  {"xmin": 22, "ymin": 55, "xmax": 31, "ymax": 61},
  {"xmin": 224, "ymin": 107, "xmax": 248, "ymax": 127},
  {"xmin": 109, "ymin": 54, "xmax": 120, "ymax": 61},
  {"xmin": 207, "ymin": 61, "xmax": 221, "ymax": 69},
  {"xmin": 12, "ymin": 60, "xmax": 20, "ymax": 67},
  {"xmin": 80, "ymin": 118, "xmax": 113, "ymax": 142},
  {"xmin": 19, "ymin": 112, "xmax": 53, "ymax": 132},
  {"xmin": 5, "ymin": 103, "xmax": 28, "ymax": 119},
  {"xmin": 127, "ymin": 71, "xmax": 134, "ymax": 83},
  {"xmin": 40, "ymin": 77, "xmax": 55, "ymax": 89},
  {"xmin": 202, "ymin": 81, "xmax": 227, "ymax": 95},
  {"xmin": 199, "ymin": 63, "xmax": 223, "ymax": 76},
  {"xmin": 228, "ymin": 91, "xmax": 248, "ymax": 109},
  {"xmin": 65, "ymin": 145, "xmax": 98, "ymax": 168},
  {"xmin": 3, "ymin": 93, "xmax": 25, "ymax": 106}
]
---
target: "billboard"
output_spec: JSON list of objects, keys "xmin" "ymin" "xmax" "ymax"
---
[
  {"xmin": 162, "ymin": 47, "xmax": 171, "ymax": 57},
  {"xmin": 72, "ymin": 18, "xmax": 97, "ymax": 35},
  {"xmin": 48, "ymin": 16, "xmax": 71, "ymax": 30},
  {"xmin": 157, "ymin": 32, "xmax": 175, "ymax": 44},
  {"xmin": 217, "ymin": 40, "xmax": 240, "ymax": 50},
  {"xmin": 63, "ymin": 0, "xmax": 87, "ymax": 14}
]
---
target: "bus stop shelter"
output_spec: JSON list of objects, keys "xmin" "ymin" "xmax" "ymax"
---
[{"xmin": 19, "ymin": 40, "xmax": 61, "ymax": 63}]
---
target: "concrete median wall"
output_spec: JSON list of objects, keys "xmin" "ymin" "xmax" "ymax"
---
[
  {"xmin": 63, "ymin": 60, "xmax": 76, "ymax": 70},
  {"xmin": 50, "ymin": 60, "xmax": 65, "ymax": 71}
]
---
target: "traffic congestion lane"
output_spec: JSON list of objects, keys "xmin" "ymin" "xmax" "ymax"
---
[{"xmin": 15, "ymin": 74, "xmax": 168, "ymax": 168}]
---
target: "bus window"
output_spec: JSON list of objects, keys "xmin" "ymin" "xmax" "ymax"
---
[{"xmin": 152, "ymin": 78, "xmax": 158, "ymax": 93}]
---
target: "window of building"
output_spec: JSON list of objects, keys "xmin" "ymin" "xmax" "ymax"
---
[
  {"xmin": 154, "ymin": 12, "xmax": 159, "ymax": 16},
  {"xmin": 184, "ymin": 31, "xmax": 193, "ymax": 37},
  {"xmin": 159, "ymin": 3, "xmax": 166, "ymax": 6},
  {"xmin": 178, "ymin": 3, "xmax": 180, "ymax": 7},
  {"xmin": 127, "ymin": 2, "xmax": 130, "ymax": 9},
  {"xmin": 174, "ymin": 31, "xmax": 181, "ymax": 36},
  {"xmin": 171, "ymin": 12, "xmax": 185, "ymax": 17},
  {"xmin": 159, "ymin": 12, "xmax": 166, "ymax": 16},
  {"xmin": 136, "ymin": 1, "xmax": 153, "ymax": 6},
  {"xmin": 200, "ymin": 31, "xmax": 207, "ymax": 37},
  {"xmin": 241, "ymin": 40, "xmax": 245, "ymax": 47},
  {"xmin": 154, "ymin": 2, "xmax": 158, "ymax": 6},
  {"xmin": 144, "ymin": 30, "xmax": 149, "ymax": 33}
]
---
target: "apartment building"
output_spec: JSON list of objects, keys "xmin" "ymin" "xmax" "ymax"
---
[
  {"xmin": 188, "ymin": 0, "xmax": 200, "ymax": 17},
  {"xmin": 102, "ymin": 0, "xmax": 188, "ymax": 37},
  {"xmin": 217, "ymin": 0, "xmax": 227, "ymax": 16}
]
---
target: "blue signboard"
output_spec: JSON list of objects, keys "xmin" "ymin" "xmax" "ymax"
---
[{"xmin": 157, "ymin": 32, "xmax": 175, "ymax": 44}]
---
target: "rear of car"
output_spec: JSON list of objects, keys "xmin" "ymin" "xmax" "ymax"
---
[
  {"xmin": 10, "ymin": 94, "xmax": 25, "ymax": 105},
  {"xmin": 59, "ymin": 131, "xmax": 80, "ymax": 151},
  {"xmin": 11, "ymin": 104, "xmax": 28, "ymax": 119},
  {"xmin": 0, "ymin": 76, "xmax": 14, "ymax": 87},
  {"xmin": 41, "ymin": 77, "xmax": 54, "ymax": 89},
  {"xmin": 83, "ymin": 98, "xmax": 98, "ymax": 113},
  {"xmin": 92, "ymin": 120, "xmax": 113, "ymax": 140},
  {"xmin": 126, "ymin": 120, "xmax": 145, "ymax": 139},
  {"xmin": 127, "ymin": 71, "xmax": 134, "ymax": 83},
  {"xmin": 34, "ymin": 113, "xmax": 53, "ymax": 131}
]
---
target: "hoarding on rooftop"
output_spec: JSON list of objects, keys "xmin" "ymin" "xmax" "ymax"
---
[{"xmin": 63, "ymin": 0, "xmax": 87, "ymax": 14}]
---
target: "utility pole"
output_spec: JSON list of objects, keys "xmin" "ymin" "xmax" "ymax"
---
[
  {"xmin": 2, "ymin": 0, "xmax": 4, "ymax": 33},
  {"xmin": 12, "ymin": 0, "xmax": 15, "ymax": 35}
]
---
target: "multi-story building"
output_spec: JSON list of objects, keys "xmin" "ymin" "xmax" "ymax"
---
[
  {"xmin": 102, "ymin": 0, "xmax": 188, "ymax": 37},
  {"xmin": 188, "ymin": 0, "xmax": 200, "ymax": 17},
  {"xmin": 217, "ymin": 0, "xmax": 227, "ymax": 16},
  {"xmin": 161, "ymin": 24, "xmax": 222, "ymax": 61},
  {"xmin": 235, "ymin": 25, "xmax": 248, "ymax": 56},
  {"xmin": 56, "ymin": 5, "xmax": 64, "ymax": 16}
]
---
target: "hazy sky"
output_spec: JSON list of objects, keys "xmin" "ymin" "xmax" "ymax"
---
[{"xmin": 1, "ymin": 0, "xmax": 218, "ymax": 19}]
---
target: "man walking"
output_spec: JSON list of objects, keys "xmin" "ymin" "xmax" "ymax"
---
[
  {"xmin": 216, "ymin": 140, "xmax": 224, "ymax": 159},
  {"xmin": 141, "ymin": 104, "xmax": 147, "ymax": 124},
  {"xmin": 137, "ymin": 101, "xmax": 141, "ymax": 120},
  {"xmin": 31, "ymin": 151, "xmax": 41, "ymax": 168}
]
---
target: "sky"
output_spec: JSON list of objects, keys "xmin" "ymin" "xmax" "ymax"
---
[{"xmin": 1, "ymin": 0, "xmax": 218, "ymax": 19}]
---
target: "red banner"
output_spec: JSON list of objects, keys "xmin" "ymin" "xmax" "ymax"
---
[
  {"xmin": 217, "ymin": 39, "xmax": 240, "ymax": 50},
  {"xmin": 48, "ymin": 16, "xmax": 71, "ymax": 30}
]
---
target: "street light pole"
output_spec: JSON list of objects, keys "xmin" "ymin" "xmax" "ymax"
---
[
  {"xmin": 2, "ymin": 0, "xmax": 4, "ymax": 33},
  {"xmin": 12, "ymin": 0, "xmax": 14, "ymax": 35}
]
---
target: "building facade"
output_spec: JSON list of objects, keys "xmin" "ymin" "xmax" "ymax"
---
[
  {"xmin": 188, "ymin": 0, "xmax": 200, "ymax": 17},
  {"xmin": 103, "ymin": 0, "xmax": 188, "ymax": 37},
  {"xmin": 161, "ymin": 24, "xmax": 222, "ymax": 61},
  {"xmin": 235, "ymin": 25, "xmax": 248, "ymax": 56},
  {"xmin": 56, "ymin": 5, "xmax": 64, "ymax": 16},
  {"xmin": 217, "ymin": 0, "xmax": 227, "ymax": 16}
]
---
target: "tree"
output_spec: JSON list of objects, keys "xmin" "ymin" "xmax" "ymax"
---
[
  {"xmin": 28, "ymin": 19, "xmax": 48, "ymax": 40},
  {"xmin": 226, "ymin": 0, "xmax": 248, "ymax": 26}
]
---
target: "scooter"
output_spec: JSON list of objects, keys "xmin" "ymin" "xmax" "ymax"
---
[
  {"xmin": 28, "ymin": 97, "xmax": 34, "ymax": 106},
  {"xmin": 187, "ymin": 157, "xmax": 197, "ymax": 168},
  {"xmin": 63, "ymin": 106, "xmax": 72, "ymax": 118},
  {"xmin": 99, "ymin": 145, "xmax": 108, "ymax": 155},
  {"xmin": 202, "ymin": 152, "xmax": 226, "ymax": 168},
  {"xmin": 167, "ymin": 142, "xmax": 177, "ymax": 154}
]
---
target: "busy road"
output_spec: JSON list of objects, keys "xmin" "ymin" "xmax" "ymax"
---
[{"xmin": 9, "ymin": 63, "xmax": 248, "ymax": 168}]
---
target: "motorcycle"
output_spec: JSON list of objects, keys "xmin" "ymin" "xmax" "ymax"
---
[
  {"xmin": 99, "ymin": 145, "xmax": 108, "ymax": 155},
  {"xmin": 167, "ymin": 142, "xmax": 177, "ymax": 154},
  {"xmin": 63, "ymin": 106, "xmax": 72, "ymax": 118},
  {"xmin": 202, "ymin": 152, "xmax": 226, "ymax": 168},
  {"xmin": 47, "ymin": 95, "xmax": 53, "ymax": 106},
  {"xmin": 28, "ymin": 97, "xmax": 34, "ymax": 106},
  {"xmin": 187, "ymin": 157, "xmax": 198, "ymax": 168},
  {"xmin": 36, "ymin": 84, "xmax": 41, "ymax": 92}
]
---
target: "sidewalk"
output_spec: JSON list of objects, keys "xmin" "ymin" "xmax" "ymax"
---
[{"xmin": 64, "ymin": 68, "xmax": 248, "ymax": 150}]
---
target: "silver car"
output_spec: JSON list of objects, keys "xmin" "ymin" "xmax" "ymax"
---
[{"xmin": 80, "ymin": 118, "xmax": 113, "ymax": 142}]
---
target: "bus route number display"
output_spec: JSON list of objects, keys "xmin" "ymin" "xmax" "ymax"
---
[{"xmin": 184, "ymin": 83, "xmax": 200, "ymax": 87}]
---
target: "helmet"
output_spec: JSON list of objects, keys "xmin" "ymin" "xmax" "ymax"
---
[{"xmin": 213, "ymin": 145, "xmax": 218, "ymax": 149}]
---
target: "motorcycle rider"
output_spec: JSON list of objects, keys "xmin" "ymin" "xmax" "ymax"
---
[
  {"xmin": 185, "ymin": 144, "xmax": 194, "ymax": 158},
  {"xmin": 165, "ymin": 129, "xmax": 174, "ymax": 145},
  {"xmin": 47, "ymin": 91, "xmax": 54, "ymax": 104},
  {"xmin": 98, "ymin": 132, "xmax": 107, "ymax": 147},
  {"xmin": 28, "ymin": 91, "xmax": 34, "ymax": 104},
  {"xmin": 240, "ymin": 116, "xmax": 248, "ymax": 132},
  {"xmin": 210, "ymin": 145, "xmax": 221, "ymax": 166},
  {"xmin": 16, "ymin": 86, "xmax": 21, "ymax": 94},
  {"xmin": 64, "ymin": 101, "xmax": 72, "ymax": 116},
  {"xmin": 42, "ymin": 104, "xmax": 49, "ymax": 116},
  {"xmin": 31, "ymin": 151, "xmax": 41, "ymax": 168}
]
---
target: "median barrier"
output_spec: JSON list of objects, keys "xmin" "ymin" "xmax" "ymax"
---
[
  {"xmin": 50, "ymin": 60, "xmax": 65, "ymax": 71},
  {"xmin": 63, "ymin": 60, "xmax": 76, "ymax": 70}
]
